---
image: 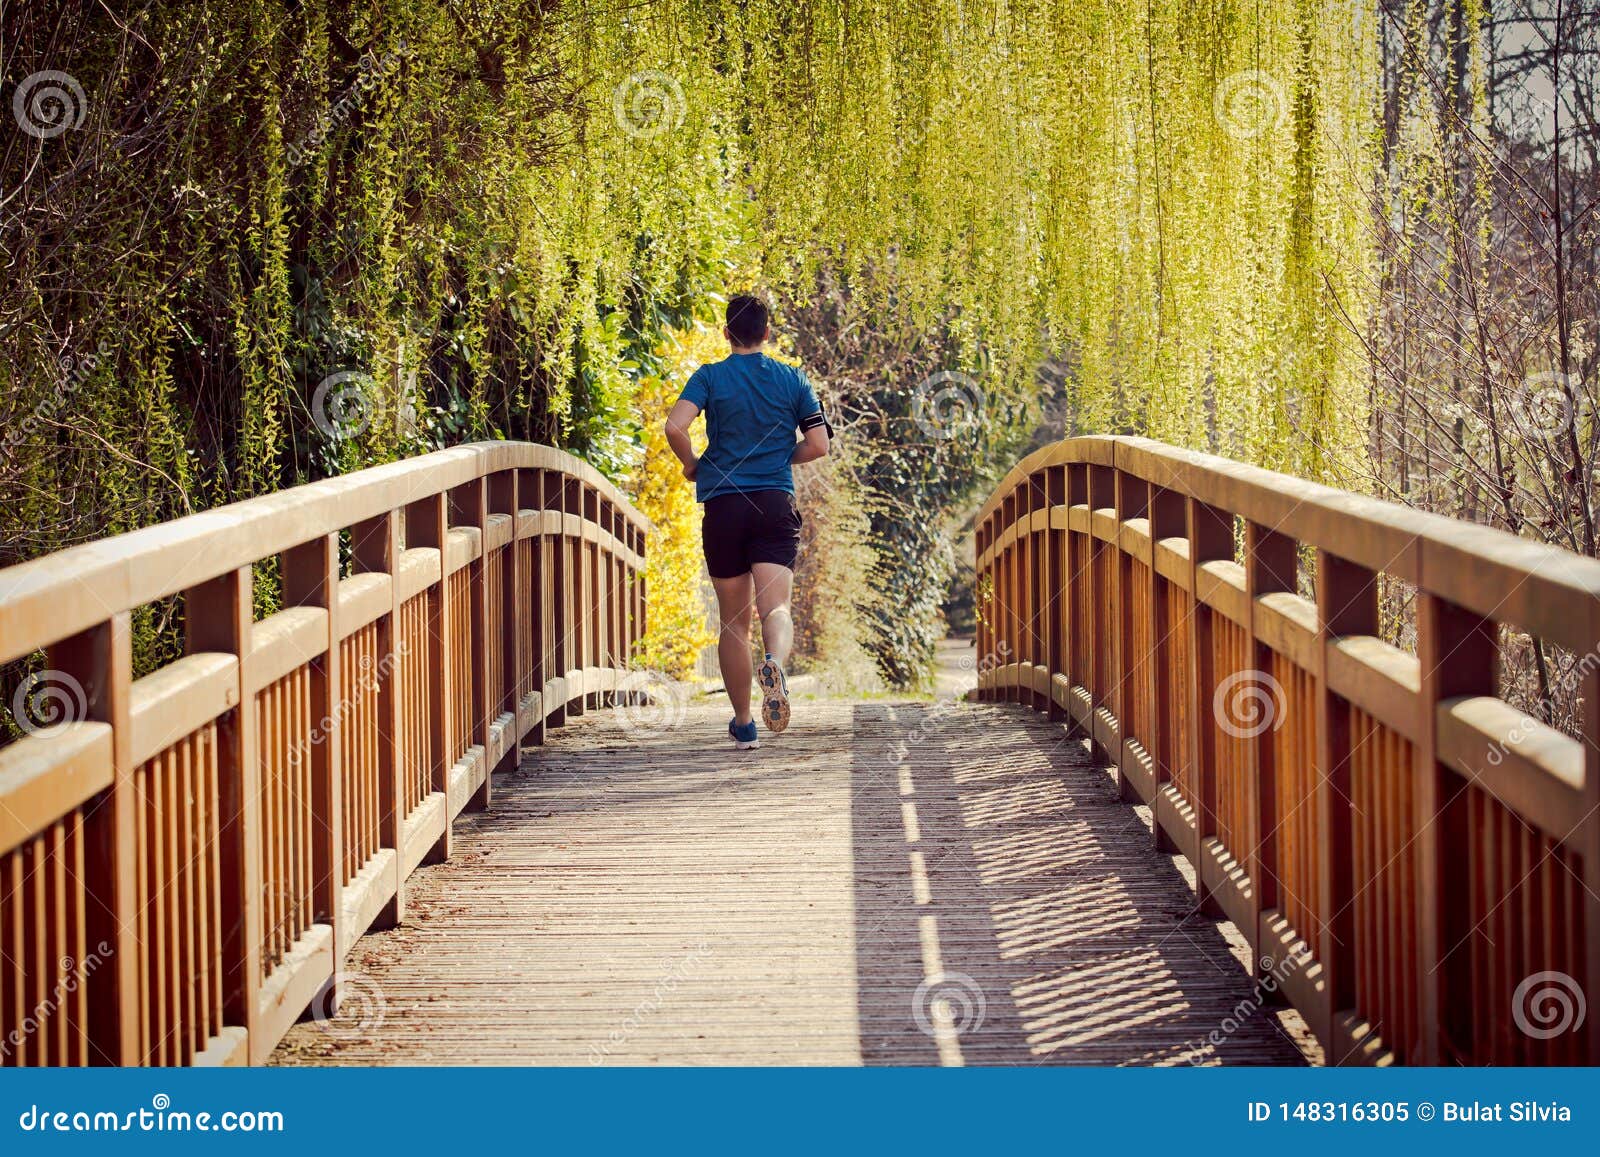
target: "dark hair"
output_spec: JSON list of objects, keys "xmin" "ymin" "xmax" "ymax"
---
[{"xmin": 725, "ymin": 294, "xmax": 769, "ymax": 347}]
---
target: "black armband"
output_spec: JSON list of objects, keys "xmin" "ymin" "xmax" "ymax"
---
[{"xmin": 800, "ymin": 409, "xmax": 834, "ymax": 438}]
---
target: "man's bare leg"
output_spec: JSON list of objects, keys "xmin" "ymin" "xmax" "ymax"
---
[
  {"xmin": 752, "ymin": 563, "xmax": 795, "ymax": 665},
  {"xmin": 712, "ymin": 572, "xmax": 756, "ymax": 725},
  {"xmin": 753, "ymin": 562, "xmax": 795, "ymax": 732}
]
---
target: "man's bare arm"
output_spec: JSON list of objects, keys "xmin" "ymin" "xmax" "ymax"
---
[
  {"xmin": 665, "ymin": 399, "xmax": 701, "ymax": 480},
  {"xmin": 791, "ymin": 425, "xmax": 830, "ymax": 465}
]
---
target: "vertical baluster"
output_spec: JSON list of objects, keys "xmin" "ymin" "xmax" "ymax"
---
[
  {"xmin": 178, "ymin": 737, "xmax": 196, "ymax": 1062},
  {"xmin": 25, "ymin": 837, "xmax": 43, "ymax": 1066},
  {"xmin": 47, "ymin": 822, "xmax": 65, "ymax": 1064}
]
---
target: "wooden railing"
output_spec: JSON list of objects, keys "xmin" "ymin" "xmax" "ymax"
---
[
  {"xmin": 0, "ymin": 442, "xmax": 648, "ymax": 1066},
  {"xmin": 976, "ymin": 435, "xmax": 1599, "ymax": 1066}
]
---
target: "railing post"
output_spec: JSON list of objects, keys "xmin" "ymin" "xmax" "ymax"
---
[
  {"xmin": 991, "ymin": 497, "xmax": 1004, "ymax": 696},
  {"xmin": 1021, "ymin": 473, "xmax": 1039, "ymax": 709},
  {"xmin": 974, "ymin": 519, "xmax": 989, "ymax": 699},
  {"xmin": 614, "ymin": 508, "xmax": 625, "ymax": 681},
  {"xmin": 1415, "ymin": 592, "xmax": 1496, "ymax": 1064},
  {"xmin": 350, "ymin": 511, "xmax": 404, "ymax": 927},
  {"xmin": 1004, "ymin": 486, "xmax": 1017, "ymax": 697},
  {"xmin": 1113, "ymin": 469, "xmax": 1150, "ymax": 802},
  {"xmin": 48, "ymin": 614, "xmax": 138, "ymax": 1064},
  {"xmin": 450, "ymin": 479, "xmax": 491, "ymax": 811},
  {"xmin": 1313, "ymin": 550, "xmax": 1377, "ymax": 1061},
  {"xmin": 1188, "ymin": 499, "xmax": 1232, "ymax": 916},
  {"xmin": 281, "ymin": 534, "xmax": 342, "ymax": 985},
  {"xmin": 523, "ymin": 469, "xmax": 548, "ymax": 746},
  {"xmin": 1064, "ymin": 463, "xmax": 1089, "ymax": 732},
  {"xmin": 1580, "ymin": 619, "xmax": 1600, "ymax": 1065},
  {"xmin": 545, "ymin": 473, "xmax": 569, "ymax": 728},
  {"xmin": 1087, "ymin": 463, "xmax": 1116, "ymax": 761},
  {"xmin": 1045, "ymin": 466, "xmax": 1066, "ymax": 719},
  {"xmin": 582, "ymin": 486, "xmax": 595, "ymax": 707},
  {"xmin": 1244, "ymin": 521, "xmax": 1296, "ymax": 977},
  {"xmin": 1148, "ymin": 486, "xmax": 1186, "ymax": 854},
  {"xmin": 184, "ymin": 566, "xmax": 261, "ymax": 1059},
  {"xmin": 493, "ymin": 469, "xmax": 524, "ymax": 759},
  {"xmin": 599, "ymin": 500, "xmax": 616, "ymax": 705},
  {"xmin": 630, "ymin": 521, "xmax": 643, "ymax": 675},
  {"xmin": 406, "ymin": 494, "xmax": 451, "ymax": 862},
  {"xmin": 566, "ymin": 478, "xmax": 588, "ymax": 717}
]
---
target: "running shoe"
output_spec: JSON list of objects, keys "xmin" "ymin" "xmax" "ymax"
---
[
  {"xmin": 728, "ymin": 717, "xmax": 760, "ymax": 750},
  {"xmin": 757, "ymin": 653, "xmax": 791, "ymax": 734}
]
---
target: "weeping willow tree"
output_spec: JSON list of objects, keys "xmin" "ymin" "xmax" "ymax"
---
[{"xmin": 1, "ymin": 0, "xmax": 1380, "ymax": 687}]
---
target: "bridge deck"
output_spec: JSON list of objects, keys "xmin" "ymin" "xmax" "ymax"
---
[{"xmin": 273, "ymin": 697, "xmax": 1314, "ymax": 1066}]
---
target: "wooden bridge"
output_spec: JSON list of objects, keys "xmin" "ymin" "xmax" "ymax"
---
[{"xmin": 0, "ymin": 437, "xmax": 1595, "ymax": 1066}]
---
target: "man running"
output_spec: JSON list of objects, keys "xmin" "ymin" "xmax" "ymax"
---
[{"xmin": 664, "ymin": 295, "xmax": 831, "ymax": 750}]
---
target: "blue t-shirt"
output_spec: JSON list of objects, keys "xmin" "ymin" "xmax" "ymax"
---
[{"xmin": 678, "ymin": 353, "xmax": 822, "ymax": 502}]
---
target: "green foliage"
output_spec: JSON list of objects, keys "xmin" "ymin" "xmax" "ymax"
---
[{"xmin": 2, "ymin": 0, "xmax": 1379, "ymax": 689}]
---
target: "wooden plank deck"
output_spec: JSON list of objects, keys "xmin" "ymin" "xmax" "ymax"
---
[{"xmin": 272, "ymin": 698, "xmax": 1316, "ymax": 1066}]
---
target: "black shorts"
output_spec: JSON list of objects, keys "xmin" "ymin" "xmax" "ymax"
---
[{"xmin": 701, "ymin": 489, "xmax": 802, "ymax": 579}]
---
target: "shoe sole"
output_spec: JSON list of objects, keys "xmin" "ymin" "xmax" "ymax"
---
[
  {"xmin": 757, "ymin": 659, "xmax": 791, "ymax": 734},
  {"xmin": 730, "ymin": 736, "xmax": 761, "ymax": 750}
]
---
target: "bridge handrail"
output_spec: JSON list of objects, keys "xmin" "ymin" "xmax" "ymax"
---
[
  {"xmin": 975, "ymin": 434, "xmax": 1598, "ymax": 1067},
  {"xmin": 0, "ymin": 441, "xmax": 649, "ymax": 664},
  {"xmin": 978, "ymin": 436, "xmax": 1600, "ymax": 655},
  {"xmin": 0, "ymin": 441, "xmax": 648, "ymax": 1065}
]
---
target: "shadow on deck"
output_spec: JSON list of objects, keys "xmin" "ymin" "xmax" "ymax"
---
[{"xmin": 273, "ymin": 697, "xmax": 1314, "ymax": 1065}]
